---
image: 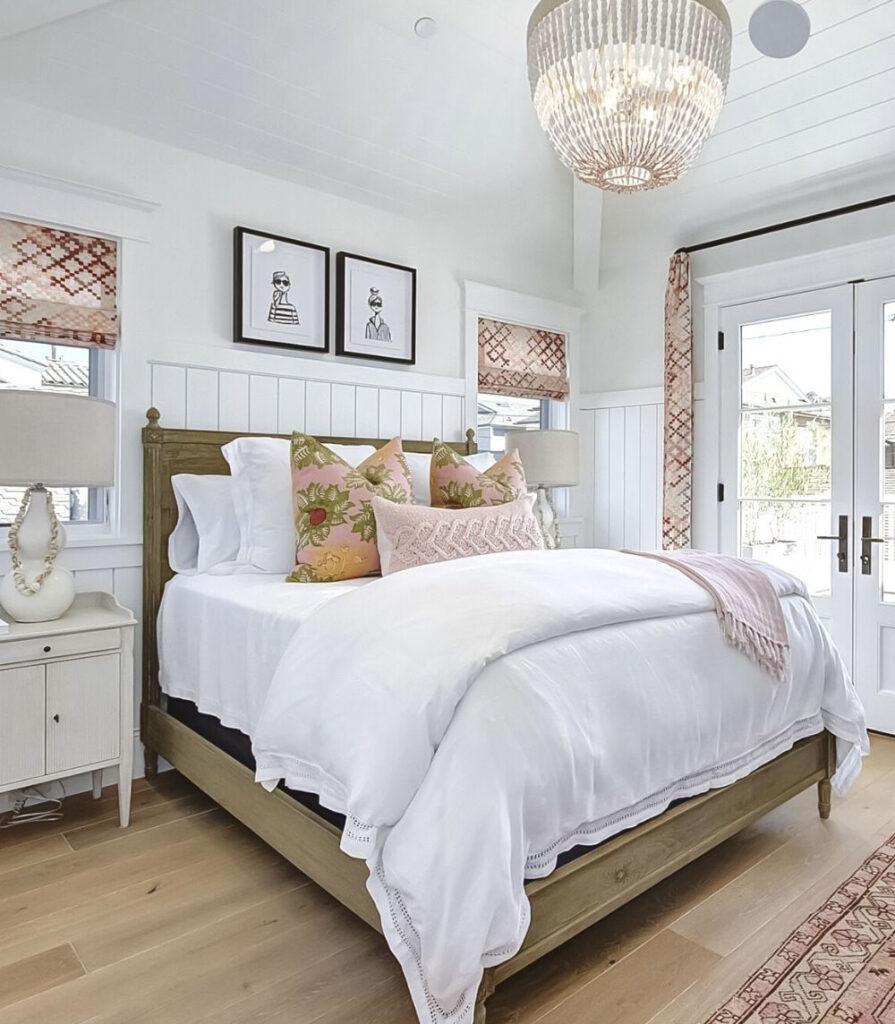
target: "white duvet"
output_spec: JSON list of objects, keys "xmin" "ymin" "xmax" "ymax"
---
[{"xmin": 252, "ymin": 549, "xmax": 868, "ymax": 1023}]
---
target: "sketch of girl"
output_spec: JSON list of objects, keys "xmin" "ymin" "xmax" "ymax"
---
[
  {"xmin": 365, "ymin": 288, "xmax": 392, "ymax": 342},
  {"xmin": 268, "ymin": 271, "xmax": 300, "ymax": 325}
]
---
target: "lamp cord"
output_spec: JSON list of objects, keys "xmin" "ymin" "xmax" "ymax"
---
[{"xmin": 8, "ymin": 484, "xmax": 61, "ymax": 595}]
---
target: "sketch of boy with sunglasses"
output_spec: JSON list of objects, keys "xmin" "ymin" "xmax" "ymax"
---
[{"xmin": 268, "ymin": 271, "xmax": 300, "ymax": 326}]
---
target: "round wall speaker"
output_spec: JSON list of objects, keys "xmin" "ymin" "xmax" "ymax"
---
[{"xmin": 749, "ymin": 0, "xmax": 811, "ymax": 59}]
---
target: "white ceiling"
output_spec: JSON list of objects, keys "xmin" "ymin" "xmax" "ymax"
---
[{"xmin": 0, "ymin": 0, "xmax": 892, "ymax": 228}]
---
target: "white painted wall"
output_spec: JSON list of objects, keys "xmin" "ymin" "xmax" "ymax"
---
[{"xmin": 0, "ymin": 93, "xmax": 577, "ymax": 804}]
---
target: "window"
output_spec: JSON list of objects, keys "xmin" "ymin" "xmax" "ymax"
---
[
  {"xmin": 0, "ymin": 217, "xmax": 119, "ymax": 531},
  {"xmin": 477, "ymin": 393, "xmax": 549, "ymax": 454},
  {"xmin": 0, "ymin": 339, "xmax": 112, "ymax": 527},
  {"xmin": 476, "ymin": 316, "xmax": 569, "ymax": 455}
]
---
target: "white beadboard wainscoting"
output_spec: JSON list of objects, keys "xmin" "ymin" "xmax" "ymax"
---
[
  {"xmin": 579, "ymin": 386, "xmax": 706, "ymax": 552},
  {"xmin": 148, "ymin": 360, "xmax": 469, "ymax": 440}
]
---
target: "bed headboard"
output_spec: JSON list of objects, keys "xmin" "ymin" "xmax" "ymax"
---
[{"xmin": 141, "ymin": 407, "xmax": 477, "ymax": 731}]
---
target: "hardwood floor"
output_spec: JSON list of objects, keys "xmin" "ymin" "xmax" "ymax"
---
[{"xmin": 0, "ymin": 735, "xmax": 893, "ymax": 1024}]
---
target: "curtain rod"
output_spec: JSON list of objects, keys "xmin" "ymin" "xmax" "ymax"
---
[{"xmin": 676, "ymin": 192, "xmax": 895, "ymax": 256}]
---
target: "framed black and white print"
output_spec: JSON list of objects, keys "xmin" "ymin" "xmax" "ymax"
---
[
  {"xmin": 335, "ymin": 252, "xmax": 416, "ymax": 365},
  {"xmin": 234, "ymin": 226, "xmax": 329, "ymax": 352}
]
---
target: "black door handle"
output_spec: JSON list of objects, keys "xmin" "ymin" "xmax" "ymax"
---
[{"xmin": 817, "ymin": 514, "xmax": 849, "ymax": 573}]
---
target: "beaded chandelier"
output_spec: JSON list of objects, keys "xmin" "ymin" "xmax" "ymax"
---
[{"xmin": 527, "ymin": 0, "xmax": 732, "ymax": 193}]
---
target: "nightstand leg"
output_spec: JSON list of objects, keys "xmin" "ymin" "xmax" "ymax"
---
[
  {"xmin": 91, "ymin": 770, "xmax": 103, "ymax": 800},
  {"xmin": 118, "ymin": 757, "xmax": 132, "ymax": 827}
]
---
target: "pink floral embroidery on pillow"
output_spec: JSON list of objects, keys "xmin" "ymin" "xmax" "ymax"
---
[
  {"xmin": 430, "ymin": 440, "xmax": 528, "ymax": 509},
  {"xmin": 287, "ymin": 434, "xmax": 412, "ymax": 583}
]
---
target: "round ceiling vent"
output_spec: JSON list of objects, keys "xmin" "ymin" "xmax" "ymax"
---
[{"xmin": 749, "ymin": 1, "xmax": 811, "ymax": 59}]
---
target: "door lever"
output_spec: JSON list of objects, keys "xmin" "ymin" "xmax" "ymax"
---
[
  {"xmin": 818, "ymin": 514, "xmax": 849, "ymax": 573},
  {"xmin": 861, "ymin": 516, "xmax": 885, "ymax": 575}
]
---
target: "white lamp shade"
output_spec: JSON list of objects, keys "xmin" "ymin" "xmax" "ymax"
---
[
  {"xmin": 505, "ymin": 429, "xmax": 579, "ymax": 488},
  {"xmin": 0, "ymin": 391, "xmax": 115, "ymax": 487}
]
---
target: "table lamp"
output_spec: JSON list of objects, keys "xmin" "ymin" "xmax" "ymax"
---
[
  {"xmin": 505, "ymin": 429, "xmax": 579, "ymax": 550},
  {"xmin": 0, "ymin": 391, "xmax": 115, "ymax": 622}
]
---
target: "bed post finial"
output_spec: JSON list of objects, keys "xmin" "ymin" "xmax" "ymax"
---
[
  {"xmin": 147, "ymin": 407, "xmax": 161, "ymax": 428},
  {"xmin": 466, "ymin": 427, "xmax": 476, "ymax": 453}
]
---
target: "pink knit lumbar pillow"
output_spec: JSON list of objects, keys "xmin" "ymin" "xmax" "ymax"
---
[
  {"xmin": 371, "ymin": 494, "xmax": 544, "ymax": 575},
  {"xmin": 430, "ymin": 439, "xmax": 528, "ymax": 509},
  {"xmin": 287, "ymin": 433, "xmax": 412, "ymax": 583}
]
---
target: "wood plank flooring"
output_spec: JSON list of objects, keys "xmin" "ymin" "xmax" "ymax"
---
[{"xmin": 0, "ymin": 735, "xmax": 893, "ymax": 1024}]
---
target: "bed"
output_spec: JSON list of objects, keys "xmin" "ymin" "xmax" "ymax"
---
[{"xmin": 141, "ymin": 407, "xmax": 859, "ymax": 1023}]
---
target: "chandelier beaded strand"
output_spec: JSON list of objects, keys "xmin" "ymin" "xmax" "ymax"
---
[{"xmin": 528, "ymin": 0, "xmax": 732, "ymax": 193}]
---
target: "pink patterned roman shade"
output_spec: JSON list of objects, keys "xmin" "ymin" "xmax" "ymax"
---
[
  {"xmin": 478, "ymin": 317, "xmax": 569, "ymax": 402},
  {"xmin": 0, "ymin": 218, "xmax": 119, "ymax": 349}
]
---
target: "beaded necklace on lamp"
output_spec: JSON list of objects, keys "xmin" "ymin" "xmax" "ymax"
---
[{"xmin": 8, "ymin": 485, "xmax": 61, "ymax": 595}]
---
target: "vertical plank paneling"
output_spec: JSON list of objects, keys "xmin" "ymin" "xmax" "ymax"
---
[
  {"xmin": 331, "ymin": 384, "xmax": 356, "ymax": 437},
  {"xmin": 578, "ymin": 409, "xmax": 596, "ymax": 549},
  {"xmin": 594, "ymin": 409, "xmax": 611, "ymax": 549},
  {"xmin": 400, "ymin": 391, "xmax": 423, "ymax": 440},
  {"xmin": 607, "ymin": 407, "xmax": 626, "ymax": 549},
  {"xmin": 421, "ymin": 394, "xmax": 442, "ymax": 441},
  {"xmin": 442, "ymin": 395, "xmax": 462, "ymax": 441},
  {"xmin": 150, "ymin": 365, "xmax": 186, "ymax": 428},
  {"xmin": 248, "ymin": 376, "xmax": 279, "ymax": 434},
  {"xmin": 355, "ymin": 387, "xmax": 379, "ymax": 437},
  {"xmin": 185, "ymin": 368, "xmax": 219, "ymax": 430},
  {"xmin": 73, "ymin": 568, "xmax": 115, "ymax": 595},
  {"xmin": 639, "ymin": 404, "xmax": 659, "ymax": 551},
  {"xmin": 277, "ymin": 379, "xmax": 306, "ymax": 433},
  {"xmin": 305, "ymin": 381, "xmax": 332, "ymax": 435},
  {"xmin": 378, "ymin": 389, "xmax": 401, "ymax": 438},
  {"xmin": 623, "ymin": 407, "xmax": 642, "ymax": 549},
  {"xmin": 218, "ymin": 372, "xmax": 249, "ymax": 432}
]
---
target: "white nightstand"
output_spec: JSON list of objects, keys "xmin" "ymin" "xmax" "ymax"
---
[{"xmin": 0, "ymin": 592, "xmax": 137, "ymax": 827}]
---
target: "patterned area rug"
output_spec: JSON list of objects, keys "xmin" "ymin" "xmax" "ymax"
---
[{"xmin": 704, "ymin": 832, "xmax": 895, "ymax": 1023}]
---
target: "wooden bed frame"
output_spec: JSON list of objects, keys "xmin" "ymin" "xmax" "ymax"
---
[{"xmin": 141, "ymin": 407, "xmax": 836, "ymax": 1023}]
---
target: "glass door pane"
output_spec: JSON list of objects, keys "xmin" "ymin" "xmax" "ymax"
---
[{"xmin": 738, "ymin": 313, "xmax": 832, "ymax": 596}]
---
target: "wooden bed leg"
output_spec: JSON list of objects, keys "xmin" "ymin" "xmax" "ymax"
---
[
  {"xmin": 474, "ymin": 970, "xmax": 496, "ymax": 1024},
  {"xmin": 144, "ymin": 747, "xmax": 159, "ymax": 779},
  {"xmin": 818, "ymin": 778, "xmax": 832, "ymax": 820}
]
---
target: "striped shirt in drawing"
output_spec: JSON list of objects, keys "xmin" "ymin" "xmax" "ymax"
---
[{"xmin": 268, "ymin": 272, "xmax": 300, "ymax": 326}]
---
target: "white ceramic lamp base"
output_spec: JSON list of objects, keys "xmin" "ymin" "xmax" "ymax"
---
[
  {"xmin": 533, "ymin": 486, "xmax": 560, "ymax": 550},
  {"xmin": 0, "ymin": 489, "xmax": 75, "ymax": 623}
]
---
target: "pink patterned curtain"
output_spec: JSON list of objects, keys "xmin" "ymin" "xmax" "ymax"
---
[
  {"xmin": 662, "ymin": 252, "xmax": 693, "ymax": 550},
  {"xmin": 478, "ymin": 317, "xmax": 569, "ymax": 401},
  {"xmin": 0, "ymin": 218, "xmax": 119, "ymax": 349}
]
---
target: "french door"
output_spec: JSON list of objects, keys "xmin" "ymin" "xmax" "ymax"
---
[{"xmin": 720, "ymin": 279, "xmax": 895, "ymax": 734}]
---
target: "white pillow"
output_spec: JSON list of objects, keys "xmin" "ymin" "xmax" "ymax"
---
[
  {"xmin": 221, "ymin": 437, "xmax": 377, "ymax": 573},
  {"xmin": 169, "ymin": 475, "xmax": 241, "ymax": 574},
  {"xmin": 403, "ymin": 450, "xmax": 496, "ymax": 505}
]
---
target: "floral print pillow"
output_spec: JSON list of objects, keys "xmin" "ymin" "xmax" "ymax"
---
[
  {"xmin": 430, "ymin": 440, "xmax": 528, "ymax": 509},
  {"xmin": 287, "ymin": 434, "xmax": 412, "ymax": 583}
]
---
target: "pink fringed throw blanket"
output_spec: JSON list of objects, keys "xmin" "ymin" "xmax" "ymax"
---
[{"xmin": 630, "ymin": 550, "xmax": 790, "ymax": 681}]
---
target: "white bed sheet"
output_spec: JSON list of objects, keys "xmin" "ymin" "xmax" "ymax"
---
[{"xmin": 158, "ymin": 572, "xmax": 372, "ymax": 735}]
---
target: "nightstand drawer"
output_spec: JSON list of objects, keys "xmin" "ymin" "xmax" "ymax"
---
[
  {"xmin": 0, "ymin": 664, "xmax": 46, "ymax": 786},
  {"xmin": 0, "ymin": 629, "xmax": 120, "ymax": 668},
  {"xmin": 46, "ymin": 653, "xmax": 120, "ymax": 774}
]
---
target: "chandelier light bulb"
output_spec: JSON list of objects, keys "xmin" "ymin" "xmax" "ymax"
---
[{"xmin": 527, "ymin": 0, "xmax": 733, "ymax": 194}]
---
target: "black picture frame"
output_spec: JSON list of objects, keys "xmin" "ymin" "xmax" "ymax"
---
[
  {"xmin": 234, "ymin": 226, "xmax": 330, "ymax": 353},
  {"xmin": 335, "ymin": 251, "xmax": 417, "ymax": 365}
]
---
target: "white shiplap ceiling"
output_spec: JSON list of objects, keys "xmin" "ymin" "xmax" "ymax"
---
[{"xmin": 0, "ymin": 0, "xmax": 892, "ymax": 228}]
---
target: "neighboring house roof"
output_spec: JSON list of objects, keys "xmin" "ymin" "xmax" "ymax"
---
[
  {"xmin": 742, "ymin": 363, "xmax": 815, "ymax": 406},
  {"xmin": 41, "ymin": 358, "xmax": 89, "ymax": 390}
]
